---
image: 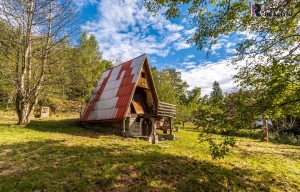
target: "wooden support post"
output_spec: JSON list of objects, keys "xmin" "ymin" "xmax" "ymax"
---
[
  {"xmin": 169, "ymin": 117, "xmax": 173, "ymax": 135},
  {"xmin": 152, "ymin": 120, "xmax": 159, "ymax": 144},
  {"xmin": 263, "ymin": 116, "xmax": 268, "ymax": 142},
  {"xmin": 152, "ymin": 119, "xmax": 156, "ymax": 137},
  {"xmin": 123, "ymin": 118, "xmax": 126, "ymax": 137}
]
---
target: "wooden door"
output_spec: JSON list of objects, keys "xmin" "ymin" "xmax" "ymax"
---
[{"xmin": 142, "ymin": 118, "xmax": 152, "ymax": 136}]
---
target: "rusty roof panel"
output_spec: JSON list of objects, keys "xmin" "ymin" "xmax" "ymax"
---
[
  {"xmin": 131, "ymin": 55, "xmax": 145, "ymax": 67},
  {"xmin": 111, "ymin": 64, "xmax": 122, "ymax": 75},
  {"xmin": 104, "ymin": 78, "xmax": 122, "ymax": 92},
  {"xmin": 100, "ymin": 88, "xmax": 119, "ymax": 100},
  {"xmin": 120, "ymin": 76, "xmax": 133, "ymax": 86},
  {"xmin": 116, "ymin": 95, "xmax": 131, "ymax": 107},
  {"xmin": 115, "ymin": 107, "xmax": 126, "ymax": 119},
  {"xmin": 93, "ymin": 97, "xmax": 118, "ymax": 110},
  {"xmin": 131, "ymin": 65, "xmax": 142, "ymax": 74},
  {"xmin": 116, "ymin": 84, "xmax": 134, "ymax": 97}
]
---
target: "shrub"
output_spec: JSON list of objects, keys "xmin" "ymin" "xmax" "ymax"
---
[{"xmin": 269, "ymin": 132, "xmax": 300, "ymax": 146}]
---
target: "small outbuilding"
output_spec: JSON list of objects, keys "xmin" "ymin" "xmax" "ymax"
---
[{"xmin": 80, "ymin": 54, "xmax": 176, "ymax": 141}]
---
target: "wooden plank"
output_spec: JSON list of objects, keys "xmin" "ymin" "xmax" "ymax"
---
[
  {"xmin": 158, "ymin": 107, "xmax": 176, "ymax": 110},
  {"xmin": 158, "ymin": 114, "xmax": 176, "ymax": 117},
  {"xmin": 158, "ymin": 109, "xmax": 176, "ymax": 113},
  {"xmin": 157, "ymin": 109, "xmax": 176, "ymax": 112},
  {"xmin": 158, "ymin": 101, "xmax": 176, "ymax": 107},
  {"xmin": 132, "ymin": 102, "xmax": 145, "ymax": 114},
  {"xmin": 157, "ymin": 108, "xmax": 176, "ymax": 113},
  {"xmin": 158, "ymin": 113, "xmax": 176, "ymax": 116},
  {"xmin": 158, "ymin": 106, "xmax": 176, "ymax": 110}
]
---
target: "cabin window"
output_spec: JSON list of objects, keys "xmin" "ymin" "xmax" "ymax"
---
[
  {"xmin": 141, "ymin": 72, "xmax": 146, "ymax": 78},
  {"xmin": 136, "ymin": 117, "xmax": 140, "ymax": 122}
]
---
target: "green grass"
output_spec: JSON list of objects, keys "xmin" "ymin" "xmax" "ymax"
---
[{"xmin": 0, "ymin": 111, "xmax": 300, "ymax": 191}]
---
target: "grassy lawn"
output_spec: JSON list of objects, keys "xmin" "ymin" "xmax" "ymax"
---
[{"xmin": 0, "ymin": 111, "xmax": 300, "ymax": 191}]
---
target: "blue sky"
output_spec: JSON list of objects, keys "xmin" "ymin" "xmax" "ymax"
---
[{"xmin": 75, "ymin": 0, "xmax": 254, "ymax": 95}]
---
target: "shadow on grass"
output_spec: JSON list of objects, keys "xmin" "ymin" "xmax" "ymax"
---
[
  {"xmin": 24, "ymin": 119, "xmax": 106, "ymax": 138},
  {"xmin": 1, "ymin": 140, "xmax": 294, "ymax": 192},
  {"xmin": 236, "ymin": 145, "xmax": 300, "ymax": 162}
]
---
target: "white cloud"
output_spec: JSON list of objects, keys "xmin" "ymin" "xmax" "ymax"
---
[
  {"xmin": 165, "ymin": 24, "xmax": 184, "ymax": 31},
  {"xmin": 165, "ymin": 33, "xmax": 182, "ymax": 43},
  {"xmin": 226, "ymin": 48, "xmax": 238, "ymax": 54},
  {"xmin": 186, "ymin": 54, "xmax": 195, "ymax": 59},
  {"xmin": 82, "ymin": 0, "xmax": 188, "ymax": 61},
  {"xmin": 237, "ymin": 30, "xmax": 257, "ymax": 40},
  {"xmin": 211, "ymin": 42, "xmax": 222, "ymax": 53},
  {"xmin": 184, "ymin": 27, "xmax": 196, "ymax": 35},
  {"xmin": 180, "ymin": 58, "xmax": 242, "ymax": 96},
  {"xmin": 174, "ymin": 40, "xmax": 191, "ymax": 50},
  {"xmin": 226, "ymin": 42, "xmax": 235, "ymax": 48},
  {"xmin": 181, "ymin": 18, "xmax": 187, "ymax": 24},
  {"xmin": 182, "ymin": 61, "xmax": 197, "ymax": 69}
]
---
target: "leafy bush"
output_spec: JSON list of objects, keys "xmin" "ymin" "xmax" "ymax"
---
[
  {"xmin": 268, "ymin": 132, "xmax": 300, "ymax": 146},
  {"xmin": 201, "ymin": 126, "xmax": 300, "ymax": 146},
  {"xmin": 199, "ymin": 132, "xmax": 236, "ymax": 159}
]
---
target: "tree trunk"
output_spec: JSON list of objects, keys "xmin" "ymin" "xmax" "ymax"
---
[
  {"xmin": 17, "ymin": 107, "xmax": 30, "ymax": 125},
  {"xmin": 15, "ymin": 0, "xmax": 52, "ymax": 125},
  {"xmin": 15, "ymin": 0, "xmax": 34, "ymax": 125},
  {"xmin": 263, "ymin": 116, "xmax": 268, "ymax": 142}
]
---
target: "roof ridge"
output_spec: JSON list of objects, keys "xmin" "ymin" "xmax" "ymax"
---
[{"xmin": 103, "ymin": 54, "xmax": 147, "ymax": 73}]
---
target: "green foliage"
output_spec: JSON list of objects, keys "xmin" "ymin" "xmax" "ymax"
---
[
  {"xmin": 210, "ymin": 128, "xmax": 300, "ymax": 146},
  {"xmin": 66, "ymin": 32, "xmax": 113, "ymax": 101},
  {"xmin": 225, "ymin": 90, "xmax": 258, "ymax": 129},
  {"xmin": 199, "ymin": 131, "xmax": 236, "ymax": 159},
  {"xmin": 146, "ymin": 0, "xmax": 300, "ymax": 140},
  {"xmin": 178, "ymin": 87, "xmax": 201, "ymax": 127},
  {"xmin": 195, "ymin": 81, "xmax": 226, "ymax": 130},
  {"xmin": 210, "ymin": 81, "xmax": 223, "ymax": 103},
  {"xmin": 152, "ymin": 67, "xmax": 188, "ymax": 105},
  {"xmin": 194, "ymin": 82, "xmax": 238, "ymax": 158},
  {"xmin": 0, "ymin": 21, "xmax": 17, "ymax": 102},
  {"xmin": 237, "ymin": 58, "xmax": 300, "ymax": 125},
  {"xmin": 151, "ymin": 67, "xmax": 200, "ymax": 127},
  {"xmin": 268, "ymin": 132, "xmax": 300, "ymax": 146}
]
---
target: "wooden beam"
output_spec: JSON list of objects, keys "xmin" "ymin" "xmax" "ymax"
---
[
  {"xmin": 158, "ymin": 113, "xmax": 176, "ymax": 117},
  {"xmin": 158, "ymin": 101, "xmax": 176, "ymax": 107},
  {"xmin": 122, "ymin": 118, "xmax": 126, "ymax": 137},
  {"xmin": 157, "ymin": 108, "xmax": 177, "ymax": 113},
  {"xmin": 170, "ymin": 117, "xmax": 173, "ymax": 135},
  {"xmin": 158, "ymin": 106, "xmax": 176, "ymax": 110}
]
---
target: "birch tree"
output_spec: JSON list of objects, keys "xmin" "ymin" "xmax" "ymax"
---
[{"xmin": 0, "ymin": 0, "xmax": 78, "ymax": 124}]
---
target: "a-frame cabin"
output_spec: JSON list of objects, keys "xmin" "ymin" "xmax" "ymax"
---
[{"xmin": 81, "ymin": 54, "xmax": 176, "ymax": 140}]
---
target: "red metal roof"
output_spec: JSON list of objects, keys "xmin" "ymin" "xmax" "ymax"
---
[{"xmin": 81, "ymin": 54, "xmax": 146, "ymax": 121}]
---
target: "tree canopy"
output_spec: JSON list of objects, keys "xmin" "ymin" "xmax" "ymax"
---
[{"xmin": 146, "ymin": 0, "xmax": 300, "ymax": 132}]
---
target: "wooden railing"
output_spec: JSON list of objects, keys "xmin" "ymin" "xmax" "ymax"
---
[{"xmin": 157, "ymin": 102, "xmax": 176, "ymax": 117}]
